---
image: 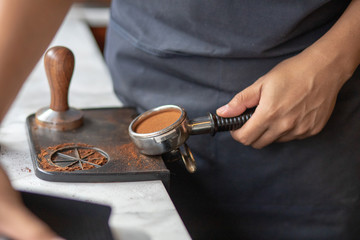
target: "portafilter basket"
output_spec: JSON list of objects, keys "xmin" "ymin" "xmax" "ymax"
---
[{"xmin": 129, "ymin": 105, "xmax": 255, "ymax": 173}]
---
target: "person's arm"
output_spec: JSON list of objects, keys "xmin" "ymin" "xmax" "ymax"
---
[
  {"xmin": 0, "ymin": 167, "xmax": 60, "ymax": 239},
  {"xmin": 217, "ymin": 0, "xmax": 360, "ymax": 149},
  {"xmin": 0, "ymin": 0, "xmax": 73, "ymax": 239},
  {"xmin": 0, "ymin": 0, "xmax": 73, "ymax": 121}
]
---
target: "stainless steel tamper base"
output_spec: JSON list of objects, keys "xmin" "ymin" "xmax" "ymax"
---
[{"xmin": 35, "ymin": 107, "xmax": 83, "ymax": 131}]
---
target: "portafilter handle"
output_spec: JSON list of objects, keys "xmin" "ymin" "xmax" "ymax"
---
[
  {"xmin": 187, "ymin": 107, "xmax": 255, "ymax": 135},
  {"xmin": 163, "ymin": 107, "xmax": 255, "ymax": 173}
]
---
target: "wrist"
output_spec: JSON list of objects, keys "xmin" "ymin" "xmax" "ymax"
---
[
  {"xmin": 302, "ymin": 0, "xmax": 360, "ymax": 86},
  {"xmin": 303, "ymin": 37, "xmax": 359, "ymax": 89}
]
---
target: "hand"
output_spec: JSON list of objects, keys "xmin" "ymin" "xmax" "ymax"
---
[
  {"xmin": 216, "ymin": 48, "xmax": 350, "ymax": 149},
  {"xmin": 0, "ymin": 167, "xmax": 62, "ymax": 240},
  {"xmin": 216, "ymin": 0, "xmax": 360, "ymax": 149}
]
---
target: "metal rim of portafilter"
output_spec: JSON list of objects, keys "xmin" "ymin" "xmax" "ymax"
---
[{"xmin": 129, "ymin": 105, "xmax": 255, "ymax": 173}]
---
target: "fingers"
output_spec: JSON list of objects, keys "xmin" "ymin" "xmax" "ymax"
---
[
  {"xmin": 231, "ymin": 108, "xmax": 328, "ymax": 149},
  {"xmin": 230, "ymin": 105, "xmax": 291, "ymax": 149},
  {"xmin": 216, "ymin": 83, "xmax": 261, "ymax": 117},
  {"xmin": 216, "ymin": 82, "xmax": 274, "ymax": 148},
  {"xmin": 216, "ymin": 83, "xmax": 273, "ymax": 148}
]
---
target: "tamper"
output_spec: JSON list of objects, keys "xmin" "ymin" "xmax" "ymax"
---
[{"xmin": 35, "ymin": 46, "xmax": 83, "ymax": 131}]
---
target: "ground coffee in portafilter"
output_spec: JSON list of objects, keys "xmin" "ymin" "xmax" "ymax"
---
[{"xmin": 135, "ymin": 109, "xmax": 181, "ymax": 134}]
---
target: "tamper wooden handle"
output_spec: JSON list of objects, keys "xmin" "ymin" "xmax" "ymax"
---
[
  {"xmin": 35, "ymin": 46, "xmax": 83, "ymax": 131},
  {"xmin": 44, "ymin": 46, "xmax": 74, "ymax": 112}
]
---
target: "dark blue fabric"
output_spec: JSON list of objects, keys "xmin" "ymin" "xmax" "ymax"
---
[
  {"xmin": 104, "ymin": 1, "xmax": 360, "ymax": 239},
  {"xmin": 108, "ymin": 0, "xmax": 349, "ymax": 58}
]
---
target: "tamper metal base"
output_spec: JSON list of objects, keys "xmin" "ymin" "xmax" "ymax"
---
[{"xmin": 35, "ymin": 107, "xmax": 84, "ymax": 131}]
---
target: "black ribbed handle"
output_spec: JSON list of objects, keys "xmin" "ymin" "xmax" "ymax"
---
[{"xmin": 210, "ymin": 107, "xmax": 255, "ymax": 134}]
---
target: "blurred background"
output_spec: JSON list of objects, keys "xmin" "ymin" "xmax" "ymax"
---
[{"xmin": 73, "ymin": 0, "xmax": 112, "ymax": 54}]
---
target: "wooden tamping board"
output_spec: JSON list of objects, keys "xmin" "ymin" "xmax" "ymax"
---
[{"xmin": 26, "ymin": 46, "xmax": 169, "ymax": 187}]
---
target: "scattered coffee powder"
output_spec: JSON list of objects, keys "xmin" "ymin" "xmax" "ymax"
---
[
  {"xmin": 135, "ymin": 109, "xmax": 181, "ymax": 134},
  {"xmin": 114, "ymin": 142, "xmax": 162, "ymax": 171},
  {"xmin": 21, "ymin": 167, "xmax": 32, "ymax": 173}
]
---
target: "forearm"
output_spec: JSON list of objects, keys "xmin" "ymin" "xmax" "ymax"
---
[
  {"xmin": 0, "ymin": 0, "xmax": 73, "ymax": 122},
  {"xmin": 305, "ymin": 0, "xmax": 360, "ymax": 85},
  {"xmin": 0, "ymin": 3, "xmax": 73, "ymax": 235},
  {"xmin": 0, "ymin": 166, "xmax": 58, "ymax": 240},
  {"xmin": 0, "ymin": 166, "xmax": 18, "ymax": 203}
]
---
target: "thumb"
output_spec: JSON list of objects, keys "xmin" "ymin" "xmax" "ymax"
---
[{"xmin": 216, "ymin": 84, "xmax": 261, "ymax": 117}]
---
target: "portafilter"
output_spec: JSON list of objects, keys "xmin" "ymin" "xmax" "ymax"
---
[{"xmin": 129, "ymin": 105, "xmax": 255, "ymax": 173}]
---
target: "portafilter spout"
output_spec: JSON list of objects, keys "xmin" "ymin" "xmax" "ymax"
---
[{"xmin": 129, "ymin": 105, "xmax": 255, "ymax": 173}]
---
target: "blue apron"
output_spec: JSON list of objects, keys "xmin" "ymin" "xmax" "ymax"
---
[{"xmin": 105, "ymin": 1, "xmax": 360, "ymax": 239}]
